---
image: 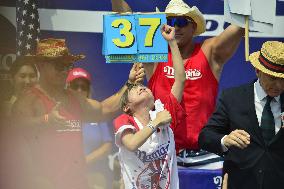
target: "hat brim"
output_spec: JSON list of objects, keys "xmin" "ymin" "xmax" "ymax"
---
[
  {"xmin": 67, "ymin": 75, "xmax": 91, "ymax": 83},
  {"xmin": 165, "ymin": 6, "xmax": 206, "ymax": 36},
  {"xmin": 34, "ymin": 54, "xmax": 85, "ymax": 64},
  {"xmin": 249, "ymin": 51, "xmax": 284, "ymax": 78},
  {"xmin": 13, "ymin": 55, "xmax": 37, "ymax": 64}
]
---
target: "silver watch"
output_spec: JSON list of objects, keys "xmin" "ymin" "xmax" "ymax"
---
[{"xmin": 147, "ymin": 121, "xmax": 156, "ymax": 132}]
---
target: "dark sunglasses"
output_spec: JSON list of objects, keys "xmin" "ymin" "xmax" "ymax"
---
[
  {"xmin": 167, "ymin": 17, "xmax": 193, "ymax": 28},
  {"xmin": 50, "ymin": 62, "xmax": 73, "ymax": 72},
  {"xmin": 70, "ymin": 83, "xmax": 89, "ymax": 92}
]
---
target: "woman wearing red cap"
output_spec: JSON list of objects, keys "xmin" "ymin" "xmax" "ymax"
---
[{"xmin": 66, "ymin": 68, "xmax": 114, "ymax": 189}]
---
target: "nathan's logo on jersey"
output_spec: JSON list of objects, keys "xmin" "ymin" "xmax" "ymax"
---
[
  {"xmin": 163, "ymin": 66, "xmax": 202, "ymax": 80},
  {"xmin": 185, "ymin": 69, "xmax": 202, "ymax": 80},
  {"xmin": 163, "ymin": 66, "xmax": 175, "ymax": 79},
  {"xmin": 135, "ymin": 143, "xmax": 169, "ymax": 163}
]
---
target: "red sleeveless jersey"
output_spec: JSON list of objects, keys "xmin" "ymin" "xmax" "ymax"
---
[
  {"xmin": 148, "ymin": 44, "xmax": 218, "ymax": 150},
  {"xmin": 27, "ymin": 87, "xmax": 88, "ymax": 189}
]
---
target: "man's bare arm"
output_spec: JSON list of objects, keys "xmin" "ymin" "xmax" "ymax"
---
[
  {"xmin": 102, "ymin": 63, "xmax": 144, "ymax": 117},
  {"xmin": 94, "ymin": 84, "xmax": 128, "ymax": 121},
  {"xmin": 81, "ymin": 64, "xmax": 145, "ymax": 122},
  {"xmin": 203, "ymin": 25, "xmax": 244, "ymax": 80},
  {"xmin": 111, "ymin": 0, "xmax": 132, "ymax": 13}
]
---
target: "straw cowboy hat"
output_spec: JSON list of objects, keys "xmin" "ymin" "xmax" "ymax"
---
[
  {"xmin": 165, "ymin": 0, "xmax": 206, "ymax": 36},
  {"xmin": 32, "ymin": 38, "xmax": 85, "ymax": 64},
  {"xmin": 249, "ymin": 41, "xmax": 284, "ymax": 78}
]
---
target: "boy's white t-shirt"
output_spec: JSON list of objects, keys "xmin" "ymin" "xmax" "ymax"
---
[{"xmin": 114, "ymin": 100, "xmax": 179, "ymax": 189}]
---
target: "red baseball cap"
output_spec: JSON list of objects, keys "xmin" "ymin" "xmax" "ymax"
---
[{"xmin": 66, "ymin": 67, "xmax": 91, "ymax": 83}]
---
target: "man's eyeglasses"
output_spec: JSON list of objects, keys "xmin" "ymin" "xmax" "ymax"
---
[
  {"xmin": 70, "ymin": 83, "xmax": 89, "ymax": 92},
  {"xmin": 51, "ymin": 62, "xmax": 73, "ymax": 72},
  {"xmin": 167, "ymin": 17, "xmax": 194, "ymax": 28}
]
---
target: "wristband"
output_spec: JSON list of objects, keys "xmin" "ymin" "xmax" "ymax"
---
[
  {"xmin": 125, "ymin": 80, "xmax": 134, "ymax": 88},
  {"xmin": 147, "ymin": 121, "xmax": 156, "ymax": 132}
]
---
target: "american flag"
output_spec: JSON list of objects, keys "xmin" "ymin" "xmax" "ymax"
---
[{"xmin": 16, "ymin": 0, "xmax": 40, "ymax": 56}]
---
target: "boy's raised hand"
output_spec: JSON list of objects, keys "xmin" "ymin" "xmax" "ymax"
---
[{"xmin": 161, "ymin": 24, "xmax": 175, "ymax": 41}]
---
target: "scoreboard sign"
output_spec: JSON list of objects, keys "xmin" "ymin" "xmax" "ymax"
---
[{"xmin": 103, "ymin": 13, "xmax": 168, "ymax": 63}]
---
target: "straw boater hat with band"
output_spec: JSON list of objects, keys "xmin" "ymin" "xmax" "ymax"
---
[
  {"xmin": 22, "ymin": 38, "xmax": 85, "ymax": 64},
  {"xmin": 249, "ymin": 41, "xmax": 284, "ymax": 78},
  {"xmin": 164, "ymin": 0, "xmax": 206, "ymax": 36}
]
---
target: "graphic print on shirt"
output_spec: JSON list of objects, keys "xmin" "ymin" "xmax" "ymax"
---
[
  {"xmin": 134, "ymin": 142, "xmax": 171, "ymax": 189},
  {"xmin": 163, "ymin": 66, "xmax": 202, "ymax": 80},
  {"xmin": 56, "ymin": 119, "xmax": 81, "ymax": 132}
]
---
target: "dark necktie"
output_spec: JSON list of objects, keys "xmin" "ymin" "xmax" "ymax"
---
[{"xmin": 260, "ymin": 96, "xmax": 275, "ymax": 144}]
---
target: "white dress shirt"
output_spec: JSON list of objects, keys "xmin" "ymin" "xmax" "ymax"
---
[
  {"xmin": 221, "ymin": 80, "xmax": 282, "ymax": 151},
  {"xmin": 254, "ymin": 79, "xmax": 282, "ymax": 133}
]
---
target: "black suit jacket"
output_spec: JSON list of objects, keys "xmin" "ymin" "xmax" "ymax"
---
[{"xmin": 198, "ymin": 81, "xmax": 284, "ymax": 189}]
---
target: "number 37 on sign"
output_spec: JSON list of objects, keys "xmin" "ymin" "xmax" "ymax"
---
[{"xmin": 102, "ymin": 13, "xmax": 168, "ymax": 63}]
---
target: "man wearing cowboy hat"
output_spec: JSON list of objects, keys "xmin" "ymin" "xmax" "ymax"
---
[
  {"xmin": 112, "ymin": 0, "xmax": 244, "ymax": 166},
  {"xmin": 11, "ymin": 38, "xmax": 145, "ymax": 189},
  {"xmin": 199, "ymin": 41, "xmax": 284, "ymax": 189}
]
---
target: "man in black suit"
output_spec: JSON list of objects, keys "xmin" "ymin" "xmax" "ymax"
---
[{"xmin": 198, "ymin": 41, "xmax": 284, "ymax": 189}]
